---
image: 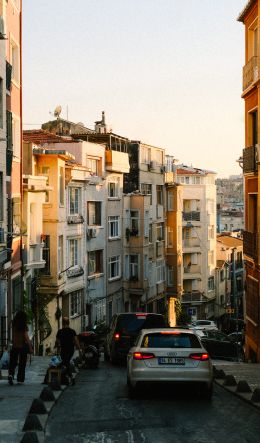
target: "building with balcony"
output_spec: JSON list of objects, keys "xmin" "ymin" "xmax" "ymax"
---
[
  {"xmin": 238, "ymin": 0, "xmax": 260, "ymax": 362},
  {"xmin": 0, "ymin": 0, "xmax": 22, "ymax": 351},
  {"xmin": 176, "ymin": 165, "xmax": 217, "ymax": 320}
]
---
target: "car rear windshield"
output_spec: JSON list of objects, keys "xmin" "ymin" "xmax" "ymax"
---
[
  {"xmin": 116, "ymin": 314, "xmax": 165, "ymax": 333},
  {"xmin": 141, "ymin": 332, "xmax": 202, "ymax": 349}
]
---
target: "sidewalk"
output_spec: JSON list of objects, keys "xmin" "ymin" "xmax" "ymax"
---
[
  {"xmin": 0, "ymin": 356, "xmax": 51, "ymax": 443},
  {"xmin": 213, "ymin": 360, "xmax": 260, "ymax": 408}
]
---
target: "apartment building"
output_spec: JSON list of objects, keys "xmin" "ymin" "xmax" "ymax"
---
[
  {"xmin": 238, "ymin": 0, "xmax": 260, "ymax": 361},
  {"xmin": 0, "ymin": 0, "xmax": 22, "ymax": 350},
  {"xmin": 176, "ymin": 166, "xmax": 217, "ymax": 320}
]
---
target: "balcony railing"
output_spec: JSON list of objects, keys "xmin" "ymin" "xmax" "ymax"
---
[
  {"xmin": 183, "ymin": 238, "xmax": 200, "ymax": 248},
  {"xmin": 181, "ymin": 291, "xmax": 206, "ymax": 304},
  {"xmin": 67, "ymin": 214, "xmax": 84, "ymax": 224},
  {"xmin": 243, "ymin": 56, "xmax": 259, "ymax": 91},
  {"xmin": 243, "ymin": 231, "xmax": 258, "ymax": 260},
  {"xmin": 183, "ymin": 265, "xmax": 201, "ymax": 274},
  {"xmin": 243, "ymin": 146, "xmax": 257, "ymax": 174},
  {"xmin": 183, "ymin": 211, "xmax": 200, "ymax": 222}
]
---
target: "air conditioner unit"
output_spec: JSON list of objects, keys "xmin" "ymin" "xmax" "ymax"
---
[
  {"xmin": 87, "ymin": 228, "xmax": 97, "ymax": 238},
  {"xmin": 149, "ymin": 161, "xmax": 156, "ymax": 170},
  {"xmin": 160, "ymin": 166, "xmax": 166, "ymax": 173}
]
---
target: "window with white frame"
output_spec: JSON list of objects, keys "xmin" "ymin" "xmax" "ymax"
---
[
  {"xmin": 88, "ymin": 201, "xmax": 101, "ymax": 225},
  {"xmin": 58, "ymin": 235, "xmax": 63, "ymax": 274},
  {"xmin": 156, "ymin": 259, "xmax": 165, "ymax": 283},
  {"xmin": 70, "ymin": 290, "xmax": 82, "ymax": 317},
  {"xmin": 167, "ymin": 190, "xmax": 174, "ymax": 211},
  {"xmin": 69, "ymin": 187, "xmax": 81, "ymax": 215},
  {"xmin": 88, "ymin": 250, "xmax": 103, "ymax": 276},
  {"xmin": 156, "ymin": 222, "xmax": 164, "ymax": 241},
  {"xmin": 208, "ymin": 276, "xmax": 214, "ymax": 291},
  {"xmin": 108, "ymin": 215, "xmax": 120, "ymax": 238},
  {"xmin": 140, "ymin": 183, "xmax": 152, "ymax": 204},
  {"xmin": 108, "ymin": 255, "xmax": 120, "ymax": 279},
  {"xmin": 108, "ymin": 178, "xmax": 120, "ymax": 198},
  {"xmin": 12, "ymin": 115, "xmax": 20, "ymax": 159},
  {"xmin": 68, "ymin": 239, "xmax": 79, "ymax": 268},
  {"xmin": 86, "ymin": 157, "xmax": 99, "ymax": 175},
  {"xmin": 10, "ymin": 39, "xmax": 20, "ymax": 84}
]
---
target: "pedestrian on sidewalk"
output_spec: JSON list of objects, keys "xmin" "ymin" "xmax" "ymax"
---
[
  {"xmin": 8, "ymin": 311, "xmax": 33, "ymax": 385},
  {"xmin": 56, "ymin": 317, "xmax": 81, "ymax": 382}
]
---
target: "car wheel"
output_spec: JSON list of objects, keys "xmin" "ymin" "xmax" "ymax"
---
[{"xmin": 201, "ymin": 383, "xmax": 213, "ymax": 400}]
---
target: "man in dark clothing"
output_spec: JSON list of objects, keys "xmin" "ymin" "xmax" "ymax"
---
[{"xmin": 56, "ymin": 317, "xmax": 81, "ymax": 380}]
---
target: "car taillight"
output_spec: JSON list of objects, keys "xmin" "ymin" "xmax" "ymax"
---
[
  {"xmin": 160, "ymin": 331, "xmax": 180, "ymax": 335},
  {"xmin": 114, "ymin": 333, "xmax": 120, "ymax": 340},
  {"xmin": 133, "ymin": 352, "xmax": 155, "ymax": 360},
  {"xmin": 189, "ymin": 353, "xmax": 209, "ymax": 361}
]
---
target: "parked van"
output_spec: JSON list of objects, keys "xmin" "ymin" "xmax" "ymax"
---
[{"xmin": 104, "ymin": 313, "xmax": 166, "ymax": 364}]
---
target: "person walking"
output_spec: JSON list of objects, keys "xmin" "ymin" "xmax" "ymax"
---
[
  {"xmin": 56, "ymin": 317, "xmax": 81, "ymax": 382},
  {"xmin": 8, "ymin": 311, "xmax": 33, "ymax": 385}
]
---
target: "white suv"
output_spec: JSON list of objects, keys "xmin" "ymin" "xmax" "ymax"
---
[{"xmin": 191, "ymin": 320, "xmax": 217, "ymax": 331}]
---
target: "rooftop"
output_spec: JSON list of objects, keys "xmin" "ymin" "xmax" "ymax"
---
[
  {"xmin": 177, "ymin": 164, "xmax": 216, "ymax": 175},
  {"xmin": 217, "ymin": 235, "xmax": 243, "ymax": 248},
  {"xmin": 237, "ymin": 0, "xmax": 256, "ymax": 22},
  {"xmin": 23, "ymin": 129, "xmax": 78, "ymax": 145}
]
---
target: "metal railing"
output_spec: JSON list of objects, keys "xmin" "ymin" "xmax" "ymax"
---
[{"xmin": 183, "ymin": 211, "xmax": 200, "ymax": 222}]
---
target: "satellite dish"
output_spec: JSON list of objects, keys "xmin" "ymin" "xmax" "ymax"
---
[{"xmin": 54, "ymin": 105, "xmax": 62, "ymax": 118}]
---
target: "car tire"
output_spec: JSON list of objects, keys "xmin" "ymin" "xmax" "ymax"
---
[{"xmin": 201, "ymin": 383, "xmax": 213, "ymax": 400}]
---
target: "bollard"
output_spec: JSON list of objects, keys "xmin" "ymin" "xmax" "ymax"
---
[
  {"xmin": 29, "ymin": 398, "xmax": 48, "ymax": 415},
  {"xmin": 251, "ymin": 388, "xmax": 260, "ymax": 402},
  {"xmin": 40, "ymin": 386, "xmax": 55, "ymax": 402},
  {"xmin": 236, "ymin": 380, "xmax": 252, "ymax": 393},
  {"xmin": 22, "ymin": 414, "xmax": 43, "ymax": 432},
  {"xmin": 214, "ymin": 368, "xmax": 226, "ymax": 379},
  {"xmin": 20, "ymin": 431, "xmax": 40, "ymax": 443},
  {"xmin": 223, "ymin": 375, "xmax": 237, "ymax": 387}
]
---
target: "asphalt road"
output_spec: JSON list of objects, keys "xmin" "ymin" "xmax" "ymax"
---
[{"xmin": 46, "ymin": 360, "xmax": 260, "ymax": 443}]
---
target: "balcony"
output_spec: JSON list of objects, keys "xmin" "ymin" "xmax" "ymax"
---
[
  {"xmin": 67, "ymin": 214, "xmax": 84, "ymax": 224},
  {"xmin": 243, "ymin": 56, "xmax": 259, "ymax": 91},
  {"xmin": 181, "ymin": 291, "xmax": 206, "ymax": 304},
  {"xmin": 243, "ymin": 231, "xmax": 258, "ymax": 260},
  {"xmin": 183, "ymin": 238, "xmax": 200, "ymax": 248},
  {"xmin": 243, "ymin": 146, "xmax": 257, "ymax": 174},
  {"xmin": 183, "ymin": 211, "xmax": 200, "ymax": 222},
  {"xmin": 183, "ymin": 264, "xmax": 201, "ymax": 277},
  {"xmin": 25, "ymin": 243, "xmax": 45, "ymax": 270},
  {"xmin": 105, "ymin": 150, "xmax": 130, "ymax": 173},
  {"xmin": 67, "ymin": 266, "xmax": 84, "ymax": 278},
  {"xmin": 23, "ymin": 175, "xmax": 48, "ymax": 191}
]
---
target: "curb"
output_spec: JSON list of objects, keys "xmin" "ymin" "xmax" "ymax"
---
[
  {"xmin": 213, "ymin": 365, "xmax": 260, "ymax": 411},
  {"xmin": 19, "ymin": 363, "xmax": 81, "ymax": 443}
]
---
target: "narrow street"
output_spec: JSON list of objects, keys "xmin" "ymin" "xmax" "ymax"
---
[{"xmin": 46, "ymin": 359, "xmax": 260, "ymax": 443}]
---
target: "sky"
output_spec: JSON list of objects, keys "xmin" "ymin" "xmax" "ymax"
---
[{"xmin": 23, "ymin": 0, "xmax": 247, "ymax": 178}]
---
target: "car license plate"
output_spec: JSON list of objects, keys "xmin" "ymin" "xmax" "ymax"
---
[{"xmin": 158, "ymin": 357, "xmax": 185, "ymax": 365}]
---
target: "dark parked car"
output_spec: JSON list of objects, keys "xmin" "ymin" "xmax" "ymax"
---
[
  {"xmin": 195, "ymin": 330, "xmax": 245, "ymax": 361},
  {"xmin": 104, "ymin": 313, "xmax": 166, "ymax": 364}
]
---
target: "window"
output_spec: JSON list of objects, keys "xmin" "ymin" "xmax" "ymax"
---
[
  {"xmin": 108, "ymin": 178, "xmax": 120, "ymax": 198},
  {"xmin": 69, "ymin": 239, "xmax": 79, "ymax": 268},
  {"xmin": 167, "ymin": 227, "xmax": 173, "ymax": 248},
  {"xmin": 0, "ymin": 78, "xmax": 3, "ymax": 128},
  {"xmin": 10, "ymin": 40, "xmax": 20, "ymax": 84},
  {"xmin": 40, "ymin": 235, "xmax": 50, "ymax": 275},
  {"xmin": 88, "ymin": 201, "xmax": 101, "ymax": 225},
  {"xmin": 130, "ymin": 210, "xmax": 139, "ymax": 235},
  {"xmin": 220, "ymin": 269, "xmax": 225, "ymax": 282},
  {"xmin": 58, "ymin": 235, "xmax": 63, "ymax": 274},
  {"xmin": 185, "ymin": 177, "xmax": 189, "ymax": 184},
  {"xmin": 70, "ymin": 290, "xmax": 81, "ymax": 317},
  {"xmin": 41, "ymin": 166, "xmax": 50, "ymax": 202},
  {"xmin": 141, "ymin": 183, "xmax": 152, "ymax": 205},
  {"xmin": 167, "ymin": 191, "xmax": 174, "ymax": 211},
  {"xmin": 208, "ymin": 276, "xmax": 214, "ymax": 291},
  {"xmin": 130, "ymin": 254, "xmax": 139, "ymax": 279},
  {"xmin": 167, "ymin": 266, "xmax": 174, "ymax": 285},
  {"xmin": 156, "ymin": 259, "xmax": 165, "ymax": 283},
  {"xmin": 156, "ymin": 185, "xmax": 163, "ymax": 205},
  {"xmin": 0, "ymin": 172, "xmax": 3, "ymax": 221},
  {"xmin": 69, "ymin": 187, "xmax": 81, "ymax": 214},
  {"xmin": 108, "ymin": 215, "xmax": 120, "ymax": 238},
  {"xmin": 149, "ymin": 224, "xmax": 153, "ymax": 243},
  {"xmin": 86, "ymin": 157, "xmax": 99, "ymax": 175},
  {"xmin": 155, "ymin": 150, "xmax": 163, "ymax": 165},
  {"xmin": 108, "ymin": 255, "xmax": 120, "ymax": 279},
  {"xmin": 59, "ymin": 167, "xmax": 64, "ymax": 206},
  {"xmin": 12, "ymin": 115, "xmax": 20, "ymax": 159},
  {"xmin": 156, "ymin": 223, "xmax": 164, "ymax": 241},
  {"xmin": 88, "ymin": 250, "xmax": 103, "ymax": 275}
]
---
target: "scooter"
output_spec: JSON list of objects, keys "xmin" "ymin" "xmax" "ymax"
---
[{"xmin": 78, "ymin": 331, "xmax": 99, "ymax": 369}]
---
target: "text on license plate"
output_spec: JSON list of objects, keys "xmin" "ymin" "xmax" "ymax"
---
[{"xmin": 158, "ymin": 357, "xmax": 185, "ymax": 365}]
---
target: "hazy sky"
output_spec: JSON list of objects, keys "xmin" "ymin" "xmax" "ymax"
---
[{"xmin": 23, "ymin": 0, "xmax": 246, "ymax": 177}]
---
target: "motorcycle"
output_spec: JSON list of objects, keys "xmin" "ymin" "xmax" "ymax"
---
[{"xmin": 78, "ymin": 331, "xmax": 99, "ymax": 369}]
